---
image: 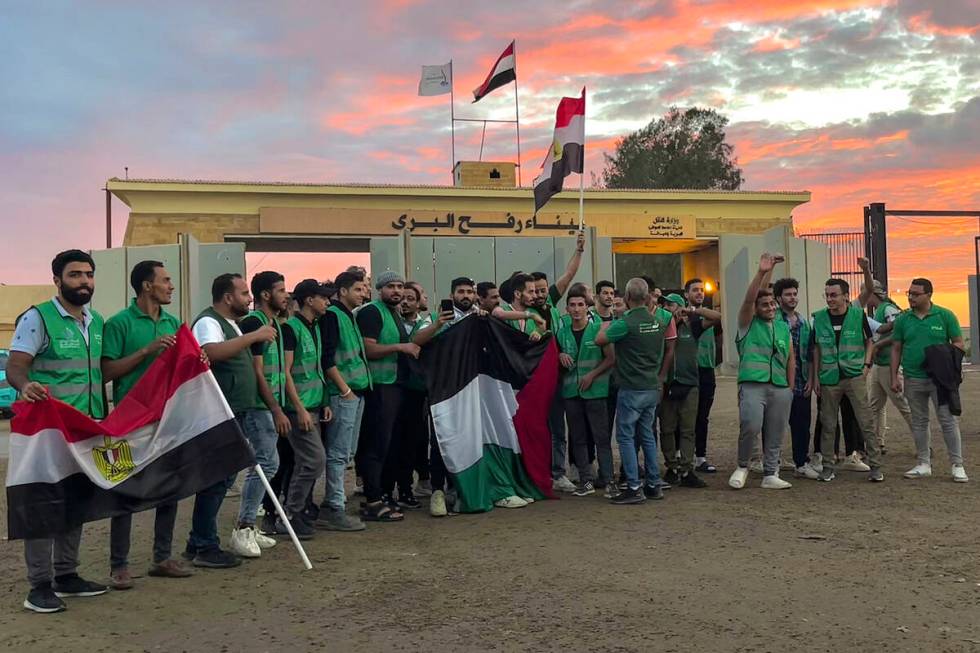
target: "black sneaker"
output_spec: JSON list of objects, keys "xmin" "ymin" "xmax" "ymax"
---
[
  {"xmin": 382, "ymin": 494, "xmax": 401, "ymax": 512},
  {"xmin": 643, "ymin": 484, "xmax": 665, "ymax": 500},
  {"xmin": 397, "ymin": 492, "xmax": 422, "ymax": 510},
  {"xmin": 818, "ymin": 468, "xmax": 836, "ymax": 482},
  {"xmin": 52, "ymin": 574, "xmax": 108, "ymax": 598},
  {"xmin": 259, "ymin": 512, "xmax": 278, "ymax": 536},
  {"xmin": 192, "ymin": 548, "xmax": 242, "ymax": 569},
  {"xmin": 610, "ymin": 487, "xmax": 646, "ymax": 505},
  {"xmin": 680, "ymin": 471, "xmax": 708, "ymax": 488},
  {"xmin": 24, "ymin": 583, "xmax": 66, "ymax": 613},
  {"xmin": 181, "ymin": 546, "xmax": 197, "ymax": 562},
  {"xmin": 663, "ymin": 468, "xmax": 680, "ymax": 486},
  {"xmin": 275, "ymin": 515, "xmax": 315, "ymax": 540},
  {"xmin": 572, "ymin": 481, "xmax": 596, "ymax": 497}
]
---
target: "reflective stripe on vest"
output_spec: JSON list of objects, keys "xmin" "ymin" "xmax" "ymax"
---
[
  {"xmin": 286, "ymin": 316, "xmax": 325, "ymax": 409},
  {"xmin": 556, "ymin": 320, "xmax": 609, "ymax": 399},
  {"xmin": 813, "ymin": 306, "xmax": 865, "ymax": 385},
  {"xmin": 29, "ymin": 300, "xmax": 106, "ymax": 418},
  {"xmin": 247, "ymin": 310, "xmax": 286, "ymax": 409},
  {"xmin": 365, "ymin": 301, "xmax": 401, "ymax": 385},
  {"xmin": 736, "ymin": 317, "xmax": 790, "ymax": 387}
]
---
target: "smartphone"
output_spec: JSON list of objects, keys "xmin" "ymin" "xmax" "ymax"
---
[{"xmin": 440, "ymin": 299, "xmax": 454, "ymax": 313}]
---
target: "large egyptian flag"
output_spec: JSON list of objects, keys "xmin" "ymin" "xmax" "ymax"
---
[
  {"xmin": 419, "ymin": 315, "xmax": 558, "ymax": 512},
  {"xmin": 472, "ymin": 40, "xmax": 516, "ymax": 102},
  {"xmin": 6, "ymin": 325, "xmax": 254, "ymax": 540},
  {"xmin": 533, "ymin": 88, "xmax": 586, "ymax": 214}
]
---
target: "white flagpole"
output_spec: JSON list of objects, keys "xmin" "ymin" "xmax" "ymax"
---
[
  {"xmin": 578, "ymin": 87, "xmax": 586, "ymax": 231},
  {"xmin": 450, "ymin": 60, "xmax": 456, "ymax": 185},
  {"xmin": 256, "ymin": 464, "xmax": 313, "ymax": 570},
  {"xmin": 512, "ymin": 40, "xmax": 522, "ymax": 187}
]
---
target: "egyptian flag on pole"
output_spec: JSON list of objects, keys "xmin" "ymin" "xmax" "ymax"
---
[
  {"xmin": 6, "ymin": 325, "xmax": 254, "ymax": 540},
  {"xmin": 418, "ymin": 315, "xmax": 558, "ymax": 512},
  {"xmin": 533, "ymin": 88, "xmax": 586, "ymax": 214},
  {"xmin": 472, "ymin": 40, "xmax": 516, "ymax": 102}
]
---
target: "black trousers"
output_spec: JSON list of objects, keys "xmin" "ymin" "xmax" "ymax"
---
[
  {"xmin": 261, "ymin": 436, "xmax": 295, "ymax": 516},
  {"xmin": 360, "ymin": 384, "xmax": 405, "ymax": 503},
  {"xmin": 386, "ymin": 388, "xmax": 426, "ymax": 497},
  {"xmin": 788, "ymin": 393, "xmax": 812, "ymax": 468},
  {"xmin": 813, "ymin": 394, "xmax": 864, "ymax": 456},
  {"xmin": 695, "ymin": 366, "xmax": 716, "ymax": 458}
]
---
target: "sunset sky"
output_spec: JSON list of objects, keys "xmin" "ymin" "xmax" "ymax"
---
[{"xmin": 1, "ymin": 1, "xmax": 978, "ymax": 322}]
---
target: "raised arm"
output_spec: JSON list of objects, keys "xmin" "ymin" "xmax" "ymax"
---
[
  {"xmin": 856, "ymin": 257, "xmax": 874, "ymax": 308},
  {"xmin": 739, "ymin": 252, "xmax": 782, "ymax": 330},
  {"xmin": 554, "ymin": 231, "xmax": 586, "ymax": 298}
]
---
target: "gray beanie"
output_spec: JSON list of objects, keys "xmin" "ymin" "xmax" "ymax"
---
[{"xmin": 374, "ymin": 270, "xmax": 405, "ymax": 290}]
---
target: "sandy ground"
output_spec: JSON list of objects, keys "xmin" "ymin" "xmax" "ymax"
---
[{"xmin": 1, "ymin": 372, "xmax": 979, "ymax": 653}]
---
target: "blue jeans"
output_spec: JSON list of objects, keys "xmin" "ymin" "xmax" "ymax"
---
[
  {"xmin": 549, "ymin": 395, "xmax": 567, "ymax": 479},
  {"xmin": 616, "ymin": 389, "xmax": 661, "ymax": 490},
  {"xmin": 321, "ymin": 393, "xmax": 365, "ymax": 512},
  {"xmin": 237, "ymin": 409, "xmax": 280, "ymax": 525},
  {"xmin": 187, "ymin": 475, "xmax": 235, "ymax": 554}
]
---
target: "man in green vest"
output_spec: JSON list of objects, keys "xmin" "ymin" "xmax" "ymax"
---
[
  {"xmin": 596, "ymin": 277, "xmax": 675, "ymax": 504},
  {"xmin": 228, "ymin": 271, "xmax": 291, "ymax": 557},
  {"xmin": 661, "ymin": 293, "xmax": 721, "ymax": 490},
  {"xmin": 317, "ymin": 270, "xmax": 371, "ymax": 531},
  {"xmin": 729, "ymin": 253, "xmax": 795, "ymax": 490},
  {"xmin": 190, "ymin": 273, "xmax": 277, "ymax": 568},
  {"xmin": 100, "ymin": 260, "xmax": 190, "ymax": 590},
  {"xmin": 557, "ymin": 288, "xmax": 615, "ymax": 498},
  {"xmin": 277, "ymin": 279, "xmax": 333, "ymax": 539},
  {"xmin": 493, "ymin": 273, "xmax": 546, "ymax": 338},
  {"xmin": 810, "ymin": 276, "xmax": 882, "ymax": 482},
  {"xmin": 773, "ymin": 277, "xmax": 819, "ymax": 480},
  {"xmin": 356, "ymin": 271, "xmax": 420, "ymax": 522},
  {"xmin": 7, "ymin": 250, "xmax": 109, "ymax": 613},
  {"xmin": 891, "ymin": 277, "xmax": 967, "ymax": 482},
  {"xmin": 685, "ymin": 278, "xmax": 721, "ymax": 474}
]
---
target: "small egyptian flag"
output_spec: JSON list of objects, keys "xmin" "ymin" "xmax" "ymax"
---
[
  {"xmin": 5, "ymin": 326, "xmax": 254, "ymax": 540},
  {"xmin": 533, "ymin": 88, "xmax": 585, "ymax": 214},
  {"xmin": 472, "ymin": 40, "xmax": 516, "ymax": 102}
]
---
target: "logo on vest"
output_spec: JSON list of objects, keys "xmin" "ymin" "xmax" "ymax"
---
[{"xmin": 93, "ymin": 436, "xmax": 136, "ymax": 483}]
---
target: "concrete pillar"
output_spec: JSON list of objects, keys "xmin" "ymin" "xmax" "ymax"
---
[{"xmin": 970, "ymin": 275, "xmax": 978, "ymax": 364}]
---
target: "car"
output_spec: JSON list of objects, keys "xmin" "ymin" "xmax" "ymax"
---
[{"xmin": 0, "ymin": 348, "xmax": 14, "ymax": 418}]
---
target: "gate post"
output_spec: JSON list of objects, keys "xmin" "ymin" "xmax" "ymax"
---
[{"xmin": 866, "ymin": 202, "xmax": 888, "ymax": 290}]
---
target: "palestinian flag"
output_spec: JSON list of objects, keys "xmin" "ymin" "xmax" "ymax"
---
[
  {"xmin": 6, "ymin": 325, "xmax": 254, "ymax": 540},
  {"xmin": 472, "ymin": 40, "xmax": 516, "ymax": 103},
  {"xmin": 533, "ymin": 88, "xmax": 586, "ymax": 214},
  {"xmin": 419, "ymin": 315, "xmax": 558, "ymax": 512}
]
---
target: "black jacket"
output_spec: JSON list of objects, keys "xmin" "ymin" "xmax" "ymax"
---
[{"xmin": 923, "ymin": 344, "xmax": 964, "ymax": 416}]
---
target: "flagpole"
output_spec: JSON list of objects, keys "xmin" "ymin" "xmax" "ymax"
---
[
  {"xmin": 512, "ymin": 39, "xmax": 522, "ymax": 187},
  {"xmin": 449, "ymin": 60, "xmax": 456, "ymax": 185},
  {"xmin": 256, "ymin": 465, "xmax": 313, "ymax": 570},
  {"xmin": 578, "ymin": 87, "xmax": 586, "ymax": 231}
]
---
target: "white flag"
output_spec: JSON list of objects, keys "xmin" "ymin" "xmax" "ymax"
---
[{"xmin": 418, "ymin": 62, "xmax": 453, "ymax": 96}]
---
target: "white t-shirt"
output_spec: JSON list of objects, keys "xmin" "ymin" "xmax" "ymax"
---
[{"xmin": 192, "ymin": 315, "xmax": 242, "ymax": 347}]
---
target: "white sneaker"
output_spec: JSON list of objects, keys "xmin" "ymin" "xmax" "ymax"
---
[
  {"xmin": 254, "ymin": 530, "xmax": 277, "ymax": 549},
  {"xmin": 229, "ymin": 527, "xmax": 261, "ymax": 558},
  {"xmin": 840, "ymin": 452, "xmax": 870, "ymax": 472},
  {"xmin": 795, "ymin": 463, "xmax": 820, "ymax": 480},
  {"xmin": 903, "ymin": 463, "xmax": 932, "ymax": 479},
  {"xmin": 415, "ymin": 480, "xmax": 433, "ymax": 497},
  {"xmin": 430, "ymin": 490, "xmax": 448, "ymax": 517},
  {"xmin": 811, "ymin": 452, "xmax": 824, "ymax": 473},
  {"xmin": 494, "ymin": 495, "xmax": 529, "ymax": 509},
  {"xmin": 761, "ymin": 475, "xmax": 792, "ymax": 490},
  {"xmin": 952, "ymin": 465, "xmax": 969, "ymax": 483},
  {"xmin": 553, "ymin": 476, "xmax": 577, "ymax": 493},
  {"xmin": 729, "ymin": 467, "xmax": 749, "ymax": 489},
  {"xmin": 748, "ymin": 460, "xmax": 764, "ymax": 474},
  {"xmin": 521, "ymin": 496, "xmax": 535, "ymax": 504}
]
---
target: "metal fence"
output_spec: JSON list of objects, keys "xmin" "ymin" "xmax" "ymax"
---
[{"xmin": 798, "ymin": 231, "xmax": 866, "ymax": 294}]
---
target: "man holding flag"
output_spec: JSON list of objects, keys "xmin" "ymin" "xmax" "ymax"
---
[
  {"xmin": 6, "ymin": 249, "xmax": 110, "ymax": 613},
  {"xmin": 533, "ymin": 88, "xmax": 585, "ymax": 216}
]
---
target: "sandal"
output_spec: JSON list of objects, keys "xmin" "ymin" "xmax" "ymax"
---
[
  {"xmin": 360, "ymin": 502, "xmax": 404, "ymax": 522},
  {"xmin": 696, "ymin": 461, "xmax": 717, "ymax": 473}
]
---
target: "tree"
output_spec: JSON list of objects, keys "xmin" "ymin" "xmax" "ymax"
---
[{"xmin": 600, "ymin": 107, "xmax": 743, "ymax": 190}]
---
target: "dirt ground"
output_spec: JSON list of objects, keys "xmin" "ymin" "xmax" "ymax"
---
[{"xmin": 1, "ymin": 372, "xmax": 979, "ymax": 653}]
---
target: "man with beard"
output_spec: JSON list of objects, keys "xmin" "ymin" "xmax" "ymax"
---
[
  {"xmin": 101, "ymin": 261, "xmax": 191, "ymax": 589},
  {"xmin": 189, "ymin": 273, "xmax": 278, "ymax": 567},
  {"xmin": 593, "ymin": 281, "xmax": 616, "ymax": 322},
  {"xmin": 684, "ymin": 278, "xmax": 721, "ymax": 474},
  {"xmin": 7, "ymin": 250, "xmax": 109, "ymax": 612},
  {"xmin": 397, "ymin": 283, "xmax": 431, "ymax": 505},
  {"xmin": 406, "ymin": 280, "xmax": 430, "ymax": 316},
  {"xmin": 477, "ymin": 281, "xmax": 501, "ymax": 313},
  {"xmin": 493, "ymin": 273, "xmax": 546, "ymax": 337},
  {"xmin": 356, "ymin": 272, "xmax": 421, "ymax": 522},
  {"xmin": 228, "ymin": 271, "xmax": 292, "ymax": 555}
]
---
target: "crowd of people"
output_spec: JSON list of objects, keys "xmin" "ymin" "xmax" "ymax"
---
[{"xmin": 5, "ymin": 238, "xmax": 967, "ymax": 613}]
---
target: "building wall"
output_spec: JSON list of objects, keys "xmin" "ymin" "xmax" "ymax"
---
[{"xmin": 0, "ymin": 285, "xmax": 54, "ymax": 348}]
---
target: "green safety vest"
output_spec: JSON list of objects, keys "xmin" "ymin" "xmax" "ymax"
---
[
  {"xmin": 499, "ymin": 302, "xmax": 538, "ymax": 335},
  {"xmin": 780, "ymin": 311, "xmax": 811, "ymax": 383},
  {"xmin": 813, "ymin": 306, "xmax": 866, "ymax": 385},
  {"xmin": 533, "ymin": 301, "xmax": 561, "ymax": 333},
  {"xmin": 29, "ymin": 300, "xmax": 106, "ymax": 419},
  {"xmin": 670, "ymin": 319, "xmax": 700, "ymax": 387},
  {"xmin": 736, "ymin": 317, "xmax": 790, "ymax": 387},
  {"xmin": 193, "ymin": 307, "xmax": 255, "ymax": 414},
  {"xmin": 873, "ymin": 300, "xmax": 897, "ymax": 366},
  {"xmin": 286, "ymin": 315, "xmax": 325, "ymax": 409},
  {"xmin": 556, "ymin": 319, "xmax": 610, "ymax": 399},
  {"xmin": 364, "ymin": 301, "xmax": 401, "ymax": 385},
  {"xmin": 246, "ymin": 310, "xmax": 285, "ymax": 410},
  {"xmin": 697, "ymin": 326, "xmax": 716, "ymax": 369},
  {"xmin": 326, "ymin": 305, "xmax": 371, "ymax": 396}
]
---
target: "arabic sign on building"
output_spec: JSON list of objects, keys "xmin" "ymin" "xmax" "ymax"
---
[{"xmin": 260, "ymin": 207, "xmax": 695, "ymax": 239}]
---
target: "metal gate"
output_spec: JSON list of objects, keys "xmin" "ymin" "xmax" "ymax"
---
[{"xmin": 798, "ymin": 231, "xmax": 866, "ymax": 295}]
